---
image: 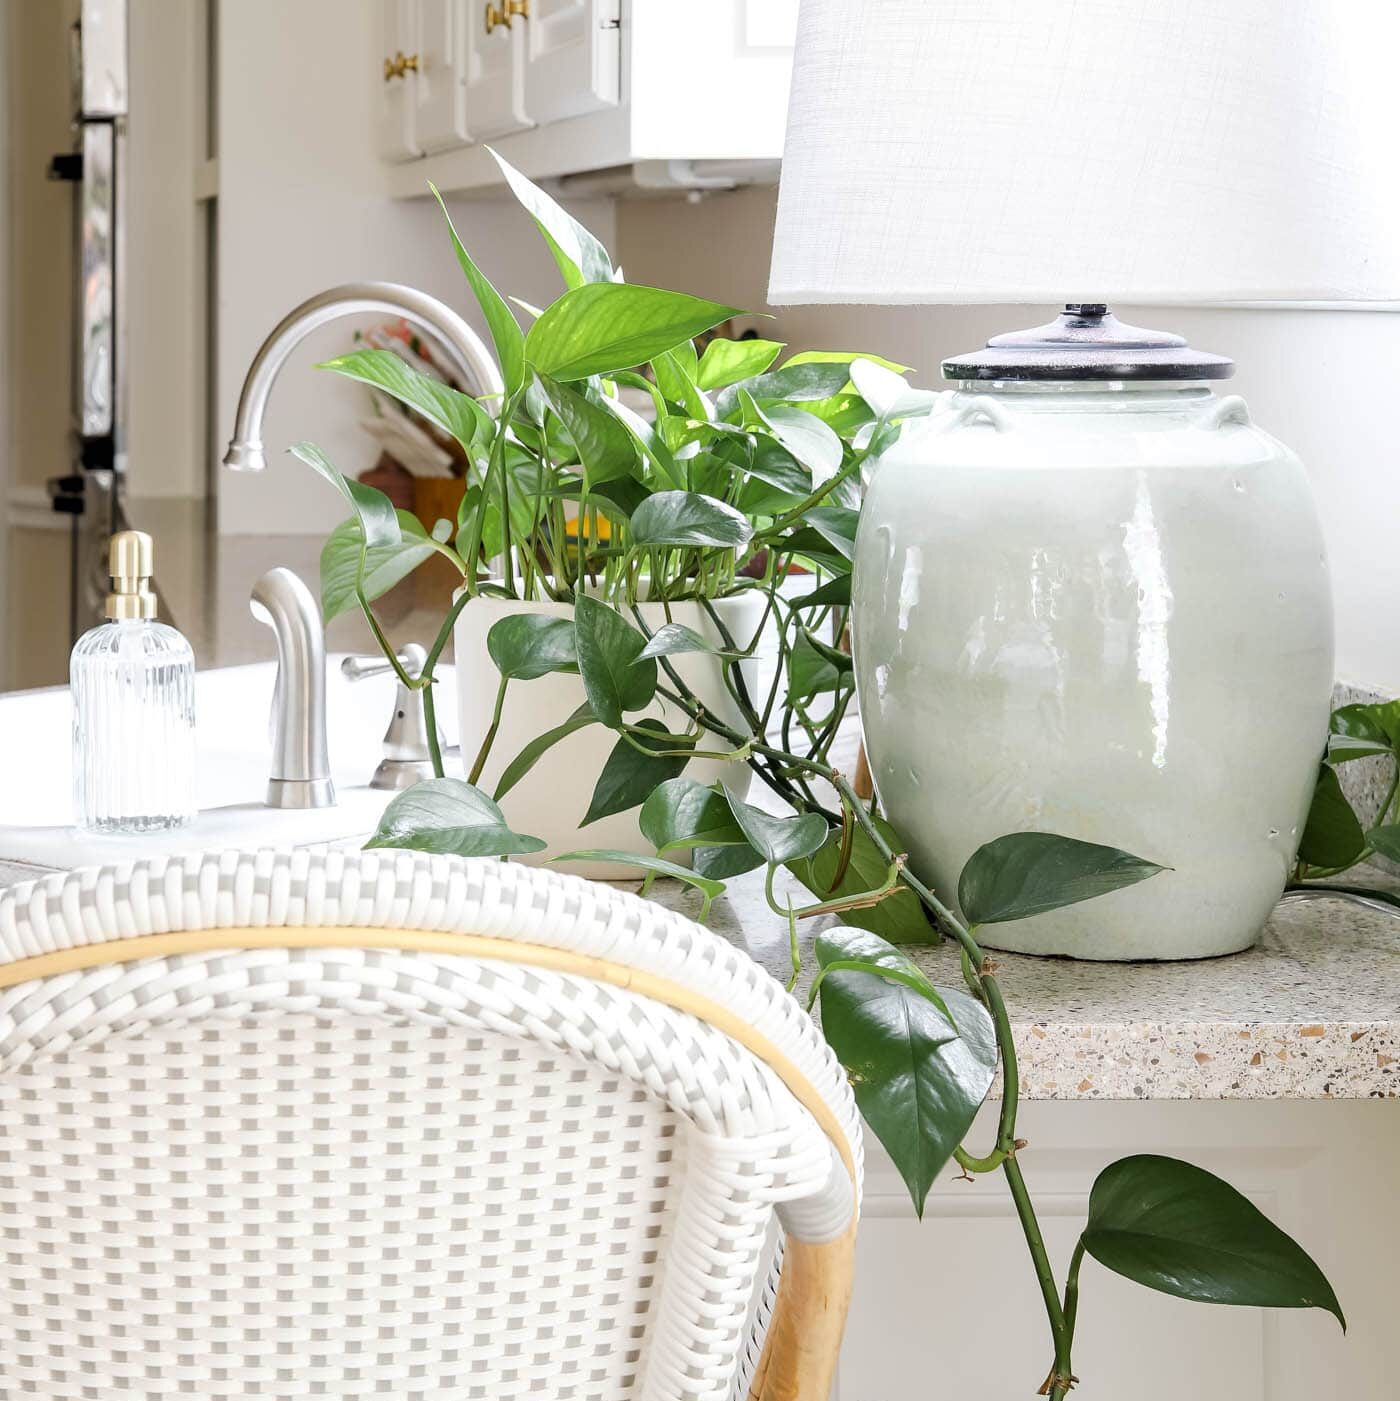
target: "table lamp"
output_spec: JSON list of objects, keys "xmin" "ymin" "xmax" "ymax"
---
[{"xmin": 769, "ymin": 0, "xmax": 1400, "ymax": 959}]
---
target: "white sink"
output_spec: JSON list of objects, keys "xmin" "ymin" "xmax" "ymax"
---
[{"xmin": 0, "ymin": 658, "xmax": 458, "ymax": 874}]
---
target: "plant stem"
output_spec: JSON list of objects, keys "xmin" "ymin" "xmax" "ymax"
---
[
  {"xmin": 953, "ymin": 1144, "xmax": 1009, "ymax": 1174},
  {"xmin": 468, "ymin": 674, "xmax": 509, "ymax": 785},
  {"xmin": 354, "ymin": 588, "xmax": 417, "ymax": 690},
  {"xmin": 1006, "ymin": 1155, "xmax": 1072, "ymax": 1395},
  {"xmin": 1063, "ymin": 1240, "xmax": 1085, "ymax": 1362},
  {"xmin": 422, "ymin": 683, "xmax": 445, "ymax": 779}
]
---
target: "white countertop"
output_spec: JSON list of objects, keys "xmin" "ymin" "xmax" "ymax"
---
[{"xmin": 0, "ymin": 658, "xmax": 456, "ymax": 869}]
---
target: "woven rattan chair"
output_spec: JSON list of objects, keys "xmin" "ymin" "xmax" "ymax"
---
[{"xmin": 0, "ymin": 849, "xmax": 861, "ymax": 1400}]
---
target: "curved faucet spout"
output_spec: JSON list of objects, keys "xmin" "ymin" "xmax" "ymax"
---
[
  {"xmin": 250, "ymin": 567, "xmax": 335, "ymax": 809},
  {"xmin": 222, "ymin": 281, "xmax": 503, "ymax": 474}
]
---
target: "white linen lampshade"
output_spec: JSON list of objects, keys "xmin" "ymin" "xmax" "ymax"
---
[{"xmin": 769, "ymin": 0, "xmax": 1400, "ymax": 306}]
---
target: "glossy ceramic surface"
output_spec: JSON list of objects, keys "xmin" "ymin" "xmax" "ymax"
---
[{"xmin": 853, "ymin": 385, "xmax": 1334, "ymax": 959}]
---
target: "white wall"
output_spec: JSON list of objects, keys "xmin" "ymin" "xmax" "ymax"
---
[
  {"xmin": 617, "ymin": 187, "xmax": 1400, "ymax": 691},
  {"xmin": 216, "ymin": 0, "xmax": 614, "ymax": 538}
]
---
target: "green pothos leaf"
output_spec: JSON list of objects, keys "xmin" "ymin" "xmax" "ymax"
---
[
  {"xmin": 724, "ymin": 792, "xmax": 827, "ymax": 865},
  {"xmin": 820, "ymin": 977, "xmax": 994, "ymax": 1215},
  {"xmin": 583, "ymin": 720, "xmax": 696, "ymax": 825},
  {"xmin": 640, "ymin": 778, "xmax": 748, "ymax": 854},
  {"xmin": 290, "ymin": 441, "xmax": 400, "ymax": 549},
  {"xmin": 1297, "ymin": 765, "xmax": 1367, "ymax": 869},
  {"xmin": 695, "ymin": 337, "xmax": 784, "ymax": 390},
  {"xmin": 1082, "ymin": 1155, "xmax": 1344, "ymax": 1328},
  {"xmin": 364, "ymin": 778, "xmax": 545, "ymax": 857},
  {"xmin": 486, "ymin": 613, "xmax": 579, "ymax": 681},
  {"xmin": 431, "ymin": 182, "xmax": 525, "ymax": 395},
  {"xmin": 487, "ymin": 144, "xmax": 614, "ymax": 287},
  {"xmin": 573, "ymin": 596, "xmax": 657, "ymax": 728},
  {"xmin": 319, "ymin": 512, "xmax": 436, "ymax": 623},
  {"xmin": 813, "ymin": 926, "xmax": 955, "ymax": 1030},
  {"xmin": 958, "ymin": 832, "xmax": 1167, "ymax": 926}
]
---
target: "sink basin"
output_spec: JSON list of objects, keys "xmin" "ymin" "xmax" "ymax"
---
[{"xmin": 0, "ymin": 657, "xmax": 458, "ymax": 873}]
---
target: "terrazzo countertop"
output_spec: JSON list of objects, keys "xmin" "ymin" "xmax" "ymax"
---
[{"xmin": 642, "ymin": 864, "xmax": 1400, "ymax": 1104}]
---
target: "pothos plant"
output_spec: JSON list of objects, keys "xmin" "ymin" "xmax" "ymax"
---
[
  {"xmin": 1291, "ymin": 697, "xmax": 1400, "ymax": 907},
  {"xmin": 298, "ymin": 150, "xmax": 1344, "ymax": 1396}
]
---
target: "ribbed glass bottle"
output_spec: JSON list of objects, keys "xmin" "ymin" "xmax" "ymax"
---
[{"xmin": 71, "ymin": 531, "xmax": 196, "ymax": 833}]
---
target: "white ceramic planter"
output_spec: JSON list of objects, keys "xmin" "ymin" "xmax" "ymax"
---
[
  {"xmin": 455, "ymin": 592, "xmax": 764, "ymax": 877},
  {"xmin": 853, "ymin": 385, "xmax": 1334, "ymax": 960}
]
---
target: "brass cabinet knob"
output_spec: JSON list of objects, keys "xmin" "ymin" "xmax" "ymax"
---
[
  {"xmin": 486, "ymin": 0, "xmax": 527, "ymax": 33},
  {"xmin": 382, "ymin": 50, "xmax": 419, "ymax": 81}
]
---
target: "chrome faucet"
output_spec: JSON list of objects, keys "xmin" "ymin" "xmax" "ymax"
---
[
  {"xmin": 249, "ymin": 568, "xmax": 335, "ymax": 809},
  {"xmin": 221, "ymin": 281, "xmax": 502, "ymax": 473}
]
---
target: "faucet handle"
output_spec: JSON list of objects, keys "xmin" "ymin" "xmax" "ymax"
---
[
  {"xmin": 341, "ymin": 647, "xmax": 427, "ymax": 683},
  {"xmin": 342, "ymin": 645, "xmax": 447, "ymax": 790}
]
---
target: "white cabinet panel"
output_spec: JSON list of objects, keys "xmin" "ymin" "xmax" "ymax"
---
[
  {"xmin": 463, "ymin": 0, "xmax": 531, "ymax": 139},
  {"xmin": 845, "ymin": 1196, "xmax": 1268, "ymax": 1399},
  {"xmin": 837, "ymin": 1100, "xmax": 1396, "ymax": 1401},
  {"xmin": 377, "ymin": 0, "xmax": 421, "ymax": 161},
  {"xmin": 413, "ymin": 0, "xmax": 471, "ymax": 152},
  {"xmin": 523, "ymin": 0, "xmax": 621, "ymax": 127}
]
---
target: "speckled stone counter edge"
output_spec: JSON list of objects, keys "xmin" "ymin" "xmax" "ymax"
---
[{"xmin": 1006, "ymin": 1018, "xmax": 1399, "ymax": 1102}]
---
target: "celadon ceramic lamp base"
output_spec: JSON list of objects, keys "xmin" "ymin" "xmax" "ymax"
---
[{"xmin": 851, "ymin": 308, "xmax": 1334, "ymax": 960}]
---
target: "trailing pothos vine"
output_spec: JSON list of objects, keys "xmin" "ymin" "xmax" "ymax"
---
[{"xmin": 299, "ymin": 149, "xmax": 1345, "ymax": 1395}]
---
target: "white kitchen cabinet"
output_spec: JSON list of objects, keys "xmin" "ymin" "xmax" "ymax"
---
[
  {"xmin": 414, "ymin": 0, "xmax": 472, "ymax": 152},
  {"xmin": 840, "ymin": 1100, "xmax": 1396, "ymax": 1401},
  {"xmin": 523, "ymin": 0, "xmax": 621, "ymax": 126},
  {"xmin": 377, "ymin": 0, "xmax": 421, "ymax": 161},
  {"xmin": 382, "ymin": 0, "xmax": 796, "ymax": 198},
  {"xmin": 462, "ymin": 0, "xmax": 531, "ymax": 139}
]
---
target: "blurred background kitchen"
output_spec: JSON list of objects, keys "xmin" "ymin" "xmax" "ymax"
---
[{"xmin": 3, "ymin": 0, "xmax": 1398, "ymax": 698}]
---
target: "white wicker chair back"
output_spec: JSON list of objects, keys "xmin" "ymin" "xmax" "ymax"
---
[{"xmin": 0, "ymin": 851, "xmax": 862, "ymax": 1401}]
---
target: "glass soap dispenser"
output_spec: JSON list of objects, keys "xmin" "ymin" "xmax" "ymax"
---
[{"xmin": 71, "ymin": 530, "xmax": 196, "ymax": 833}]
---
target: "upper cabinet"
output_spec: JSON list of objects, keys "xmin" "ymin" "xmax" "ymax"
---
[
  {"xmin": 463, "ymin": 0, "xmax": 531, "ymax": 139},
  {"xmin": 378, "ymin": 0, "xmax": 422, "ymax": 161},
  {"xmin": 379, "ymin": 0, "xmax": 797, "ymax": 197},
  {"xmin": 415, "ymin": 0, "xmax": 474, "ymax": 151},
  {"xmin": 523, "ymin": 0, "xmax": 621, "ymax": 126}
]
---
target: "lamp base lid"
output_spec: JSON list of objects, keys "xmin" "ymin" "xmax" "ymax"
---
[{"xmin": 943, "ymin": 305, "xmax": 1234, "ymax": 381}]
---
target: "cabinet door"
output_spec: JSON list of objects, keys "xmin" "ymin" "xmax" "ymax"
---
[
  {"xmin": 414, "ymin": 0, "xmax": 471, "ymax": 153},
  {"xmin": 523, "ymin": 0, "xmax": 621, "ymax": 127},
  {"xmin": 838, "ymin": 1100, "xmax": 1393, "ymax": 1401},
  {"xmin": 377, "ymin": 0, "xmax": 422, "ymax": 161},
  {"xmin": 464, "ymin": 0, "xmax": 530, "ymax": 139}
]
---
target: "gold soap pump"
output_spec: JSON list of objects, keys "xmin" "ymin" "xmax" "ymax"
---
[
  {"xmin": 71, "ymin": 530, "xmax": 197, "ymax": 833},
  {"xmin": 104, "ymin": 530, "xmax": 159, "ymax": 621}
]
